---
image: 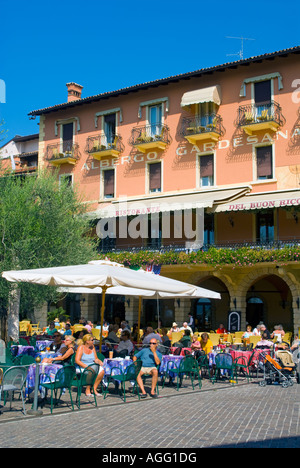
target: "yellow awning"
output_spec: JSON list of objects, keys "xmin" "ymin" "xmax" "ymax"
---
[{"xmin": 180, "ymin": 85, "xmax": 221, "ymax": 107}]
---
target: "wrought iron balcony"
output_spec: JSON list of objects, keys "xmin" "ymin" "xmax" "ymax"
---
[
  {"xmin": 86, "ymin": 134, "xmax": 123, "ymax": 159},
  {"xmin": 46, "ymin": 143, "xmax": 80, "ymax": 166},
  {"xmin": 237, "ymin": 101, "xmax": 285, "ymax": 135},
  {"xmin": 129, "ymin": 123, "xmax": 170, "ymax": 153},
  {"xmin": 180, "ymin": 114, "xmax": 225, "ymax": 144}
]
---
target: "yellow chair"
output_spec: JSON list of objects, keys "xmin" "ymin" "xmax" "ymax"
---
[
  {"xmin": 171, "ymin": 331, "xmax": 184, "ymax": 345},
  {"xmin": 249, "ymin": 336, "xmax": 261, "ymax": 348},
  {"xmin": 19, "ymin": 321, "xmax": 30, "ymax": 335},
  {"xmin": 91, "ymin": 328, "xmax": 100, "ymax": 341},
  {"xmin": 72, "ymin": 324, "xmax": 86, "ymax": 335},
  {"xmin": 208, "ymin": 333, "xmax": 220, "ymax": 347},
  {"xmin": 30, "ymin": 322, "xmax": 43, "ymax": 336},
  {"xmin": 257, "ymin": 109, "xmax": 269, "ymax": 120},
  {"xmin": 283, "ymin": 332, "xmax": 292, "ymax": 345},
  {"xmin": 244, "ymin": 111, "xmax": 254, "ymax": 122}
]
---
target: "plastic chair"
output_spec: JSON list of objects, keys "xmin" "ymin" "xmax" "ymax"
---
[
  {"xmin": 76, "ymin": 366, "xmax": 98, "ymax": 409},
  {"xmin": 171, "ymin": 332, "xmax": 183, "ymax": 345},
  {"xmin": 162, "ymin": 355, "xmax": 201, "ymax": 391},
  {"xmin": 39, "ymin": 365, "xmax": 76, "ymax": 414},
  {"xmin": 103, "ymin": 360, "xmax": 142, "ymax": 402},
  {"xmin": 249, "ymin": 336, "xmax": 261, "ymax": 348},
  {"xmin": 91, "ymin": 328, "xmax": 100, "ymax": 341},
  {"xmin": 0, "ymin": 366, "xmax": 28, "ymax": 415},
  {"xmin": 208, "ymin": 334, "xmax": 220, "ymax": 347},
  {"xmin": 212, "ymin": 353, "xmax": 234, "ymax": 384},
  {"xmin": 232, "ymin": 350, "xmax": 255, "ymax": 383}
]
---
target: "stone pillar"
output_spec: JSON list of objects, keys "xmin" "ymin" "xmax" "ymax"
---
[
  {"xmin": 7, "ymin": 287, "xmax": 20, "ymax": 342},
  {"xmin": 174, "ymin": 298, "xmax": 192, "ymax": 327},
  {"xmin": 33, "ymin": 303, "xmax": 48, "ymax": 329},
  {"xmin": 124, "ymin": 296, "xmax": 141, "ymax": 326}
]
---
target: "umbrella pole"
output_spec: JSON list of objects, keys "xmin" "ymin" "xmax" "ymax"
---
[
  {"xmin": 99, "ymin": 286, "xmax": 107, "ymax": 351},
  {"xmin": 137, "ymin": 296, "xmax": 142, "ymax": 345}
]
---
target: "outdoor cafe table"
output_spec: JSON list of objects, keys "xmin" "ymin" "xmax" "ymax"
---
[
  {"xmin": 11, "ymin": 345, "xmax": 35, "ymax": 357},
  {"xmin": 25, "ymin": 362, "xmax": 63, "ymax": 398},
  {"xmin": 169, "ymin": 347, "xmax": 192, "ymax": 356},
  {"xmin": 102, "ymin": 358, "xmax": 134, "ymax": 387},
  {"xmin": 159, "ymin": 354, "xmax": 184, "ymax": 379},
  {"xmin": 35, "ymin": 340, "xmax": 53, "ymax": 351}
]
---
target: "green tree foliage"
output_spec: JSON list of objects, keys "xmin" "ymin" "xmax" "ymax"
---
[{"xmin": 0, "ymin": 169, "xmax": 96, "ymax": 316}]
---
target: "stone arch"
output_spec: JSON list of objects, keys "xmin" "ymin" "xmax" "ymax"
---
[
  {"xmin": 236, "ymin": 267, "xmax": 300, "ymax": 333},
  {"xmin": 195, "ymin": 274, "xmax": 233, "ymax": 331}
]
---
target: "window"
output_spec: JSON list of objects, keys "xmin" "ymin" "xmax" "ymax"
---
[
  {"xmin": 200, "ymin": 154, "xmax": 214, "ymax": 187},
  {"xmin": 149, "ymin": 104, "xmax": 163, "ymax": 137},
  {"xmin": 59, "ymin": 174, "xmax": 73, "ymax": 187},
  {"xmin": 149, "ymin": 162, "xmax": 161, "ymax": 193},
  {"xmin": 256, "ymin": 145, "xmax": 273, "ymax": 180},
  {"xmin": 104, "ymin": 113, "xmax": 116, "ymax": 145},
  {"xmin": 62, "ymin": 122, "xmax": 74, "ymax": 152},
  {"xmin": 103, "ymin": 169, "xmax": 115, "ymax": 199},
  {"xmin": 204, "ymin": 213, "xmax": 214, "ymax": 245},
  {"xmin": 254, "ymin": 80, "xmax": 271, "ymax": 105},
  {"xmin": 256, "ymin": 210, "xmax": 274, "ymax": 243},
  {"xmin": 197, "ymin": 102, "xmax": 215, "ymax": 126}
]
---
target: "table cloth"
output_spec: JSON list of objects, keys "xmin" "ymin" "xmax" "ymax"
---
[{"xmin": 25, "ymin": 362, "xmax": 63, "ymax": 397}]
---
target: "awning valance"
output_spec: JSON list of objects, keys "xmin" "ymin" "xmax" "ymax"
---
[
  {"xmin": 87, "ymin": 186, "xmax": 250, "ymax": 219},
  {"xmin": 213, "ymin": 189, "xmax": 300, "ymax": 213},
  {"xmin": 181, "ymin": 85, "xmax": 221, "ymax": 108}
]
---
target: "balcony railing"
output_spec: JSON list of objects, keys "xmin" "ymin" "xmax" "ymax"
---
[
  {"xmin": 180, "ymin": 114, "xmax": 225, "ymax": 143},
  {"xmin": 46, "ymin": 143, "xmax": 80, "ymax": 166},
  {"xmin": 237, "ymin": 101, "xmax": 285, "ymax": 135},
  {"xmin": 86, "ymin": 134, "xmax": 123, "ymax": 159},
  {"xmin": 129, "ymin": 123, "xmax": 170, "ymax": 153},
  {"xmin": 97, "ymin": 237, "xmax": 300, "ymax": 254}
]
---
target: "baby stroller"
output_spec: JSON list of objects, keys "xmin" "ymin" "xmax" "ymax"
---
[{"xmin": 259, "ymin": 350, "xmax": 295, "ymax": 388}]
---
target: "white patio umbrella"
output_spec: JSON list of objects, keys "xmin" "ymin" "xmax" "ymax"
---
[
  {"xmin": 2, "ymin": 260, "xmax": 220, "ymax": 346},
  {"xmin": 58, "ymin": 283, "xmax": 221, "ymax": 344}
]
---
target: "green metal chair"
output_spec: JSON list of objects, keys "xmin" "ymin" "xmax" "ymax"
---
[
  {"xmin": 232, "ymin": 350, "xmax": 255, "ymax": 383},
  {"xmin": 0, "ymin": 366, "xmax": 28, "ymax": 415},
  {"xmin": 212, "ymin": 353, "xmax": 234, "ymax": 384},
  {"xmin": 197, "ymin": 354, "xmax": 213, "ymax": 381},
  {"xmin": 20, "ymin": 355, "xmax": 36, "ymax": 366},
  {"xmin": 76, "ymin": 366, "xmax": 98, "ymax": 409},
  {"xmin": 103, "ymin": 360, "xmax": 142, "ymax": 402},
  {"xmin": 162, "ymin": 355, "xmax": 202, "ymax": 391},
  {"xmin": 39, "ymin": 365, "xmax": 76, "ymax": 414}
]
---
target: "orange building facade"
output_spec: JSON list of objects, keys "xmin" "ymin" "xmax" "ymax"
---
[{"xmin": 30, "ymin": 46, "xmax": 300, "ymax": 335}]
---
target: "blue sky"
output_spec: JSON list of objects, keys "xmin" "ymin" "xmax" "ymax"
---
[{"xmin": 0, "ymin": 0, "xmax": 299, "ymax": 143}]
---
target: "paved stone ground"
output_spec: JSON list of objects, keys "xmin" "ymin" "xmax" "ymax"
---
[{"xmin": 0, "ymin": 374, "xmax": 299, "ymax": 448}]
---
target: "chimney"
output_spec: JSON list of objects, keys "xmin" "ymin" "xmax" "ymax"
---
[{"xmin": 66, "ymin": 82, "xmax": 83, "ymax": 102}]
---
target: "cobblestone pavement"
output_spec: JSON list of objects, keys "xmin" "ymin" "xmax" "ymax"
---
[{"xmin": 0, "ymin": 376, "xmax": 299, "ymax": 448}]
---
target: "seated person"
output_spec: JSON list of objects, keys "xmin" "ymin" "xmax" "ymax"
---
[
  {"xmin": 142, "ymin": 327, "xmax": 162, "ymax": 344},
  {"xmin": 271, "ymin": 325, "xmax": 285, "ymax": 343},
  {"xmin": 106, "ymin": 324, "xmax": 120, "ymax": 344},
  {"xmin": 49, "ymin": 331, "xmax": 67, "ymax": 354},
  {"xmin": 44, "ymin": 321, "xmax": 57, "ymax": 336},
  {"xmin": 161, "ymin": 328, "xmax": 171, "ymax": 348},
  {"xmin": 200, "ymin": 333, "xmax": 213, "ymax": 354},
  {"xmin": 256, "ymin": 332, "xmax": 274, "ymax": 349},
  {"xmin": 180, "ymin": 322, "xmax": 193, "ymax": 336},
  {"xmin": 169, "ymin": 322, "xmax": 180, "ymax": 333},
  {"xmin": 179, "ymin": 329, "xmax": 192, "ymax": 348},
  {"xmin": 259, "ymin": 324, "xmax": 271, "ymax": 339},
  {"xmin": 63, "ymin": 322, "xmax": 72, "ymax": 338},
  {"xmin": 242, "ymin": 325, "xmax": 254, "ymax": 339},
  {"xmin": 191, "ymin": 334, "xmax": 201, "ymax": 351},
  {"xmin": 133, "ymin": 339, "xmax": 162, "ymax": 398},
  {"xmin": 75, "ymin": 334, "xmax": 105, "ymax": 396},
  {"xmin": 43, "ymin": 336, "xmax": 75, "ymax": 365},
  {"xmin": 113, "ymin": 330, "xmax": 133, "ymax": 357},
  {"xmin": 216, "ymin": 323, "xmax": 227, "ymax": 334}
]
